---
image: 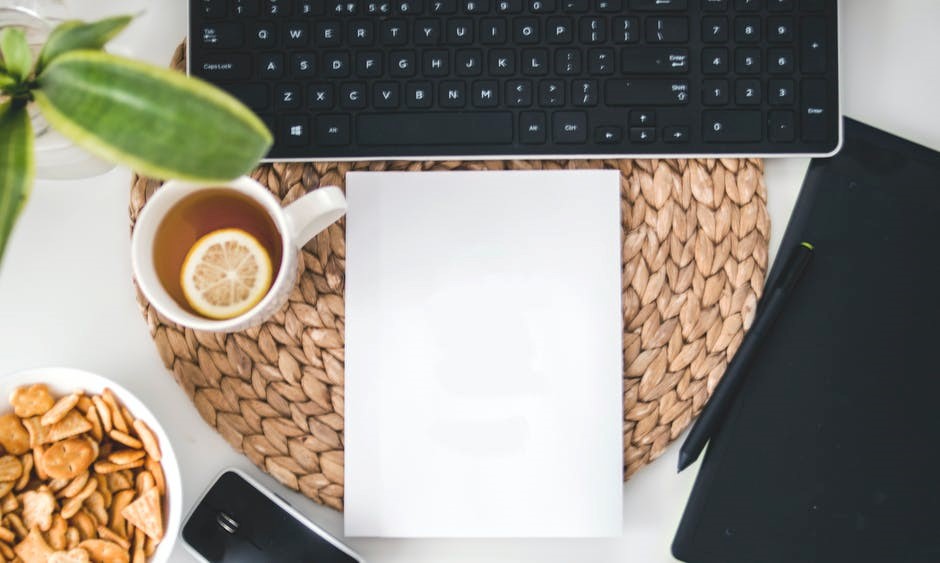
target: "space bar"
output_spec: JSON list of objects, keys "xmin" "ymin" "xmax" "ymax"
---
[{"xmin": 358, "ymin": 112, "xmax": 513, "ymax": 145}]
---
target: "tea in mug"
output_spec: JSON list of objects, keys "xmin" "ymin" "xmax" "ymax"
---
[{"xmin": 152, "ymin": 189, "xmax": 283, "ymax": 319}]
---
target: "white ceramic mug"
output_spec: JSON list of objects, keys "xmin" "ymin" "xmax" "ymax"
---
[{"xmin": 132, "ymin": 176, "xmax": 347, "ymax": 332}]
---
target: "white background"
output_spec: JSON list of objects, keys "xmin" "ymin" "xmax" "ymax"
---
[{"xmin": 1, "ymin": 1, "xmax": 939, "ymax": 561}]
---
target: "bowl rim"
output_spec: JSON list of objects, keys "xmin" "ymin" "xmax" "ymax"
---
[{"xmin": 0, "ymin": 366, "xmax": 183, "ymax": 562}]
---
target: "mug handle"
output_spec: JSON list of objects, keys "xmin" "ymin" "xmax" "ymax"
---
[{"xmin": 283, "ymin": 186, "xmax": 348, "ymax": 247}]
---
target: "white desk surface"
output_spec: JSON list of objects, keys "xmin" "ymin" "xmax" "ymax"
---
[{"xmin": 1, "ymin": 1, "xmax": 938, "ymax": 561}]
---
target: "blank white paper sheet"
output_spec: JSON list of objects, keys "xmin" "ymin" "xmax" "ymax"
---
[{"xmin": 344, "ymin": 170, "xmax": 623, "ymax": 537}]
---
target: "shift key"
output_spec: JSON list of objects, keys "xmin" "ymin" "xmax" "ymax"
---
[{"xmin": 605, "ymin": 79, "xmax": 689, "ymax": 106}]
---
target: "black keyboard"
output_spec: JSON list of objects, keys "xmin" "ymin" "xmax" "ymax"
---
[{"xmin": 190, "ymin": 0, "xmax": 840, "ymax": 160}]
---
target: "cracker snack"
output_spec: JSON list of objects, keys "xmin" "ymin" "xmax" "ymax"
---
[{"xmin": 0, "ymin": 386, "xmax": 167, "ymax": 562}]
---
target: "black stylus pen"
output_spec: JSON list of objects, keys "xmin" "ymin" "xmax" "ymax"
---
[{"xmin": 677, "ymin": 241, "xmax": 815, "ymax": 473}]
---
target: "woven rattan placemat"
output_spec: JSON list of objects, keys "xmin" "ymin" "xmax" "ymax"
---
[{"xmin": 128, "ymin": 44, "xmax": 770, "ymax": 511}]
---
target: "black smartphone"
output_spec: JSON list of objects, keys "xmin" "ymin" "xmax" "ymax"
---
[{"xmin": 182, "ymin": 469, "xmax": 363, "ymax": 563}]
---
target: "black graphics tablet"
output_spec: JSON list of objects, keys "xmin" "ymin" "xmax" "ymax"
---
[{"xmin": 672, "ymin": 118, "xmax": 940, "ymax": 563}]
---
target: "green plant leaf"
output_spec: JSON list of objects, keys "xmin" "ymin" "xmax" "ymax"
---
[
  {"xmin": 0, "ymin": 27, "xmax": 33, "ymax": 82},
  {"xmin": 37, "ymin": 16, "xmax": 133, "ymax": 73},
  {"xmin": 0, "ymin": 72, "xmax": 15, "ymax": 91},
  {"xmin": 34, "ymin": 50, "xmax": 272, "ymax": 182},
  {"xmin": 0, "ymin": 101, "xmax": 35, "ymax": 265}
]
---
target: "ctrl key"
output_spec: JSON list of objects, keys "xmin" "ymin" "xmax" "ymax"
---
[
  {"xmin": 552, "ymin": 111, "xmax": 588, "ymax": 144},
  {"xmin": 316, "ymin": 115, "xmax": 351, "ymax": 145}
]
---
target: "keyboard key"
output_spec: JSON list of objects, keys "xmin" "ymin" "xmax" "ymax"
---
[
  {"xmin": 358, "ymin": 112, "xmax": 513, "ymax": 144},
  {"xmin": 547, "ymin": 17, "xmax": 573, "ymax": 43},
  {"xmin": 489, "ymin": 49, "xmax": 515, "ymax": 75},
  {"xmin": 703, "ymin": 79, "xmax": 729, "ymax": 105},
  {"xmin": 612, "ymin": 17, "xmax": 639, "ymax": 43},
  {"xmin": 406, "ymin": 81, "xmax": 433, "ymax": 107},
  {"xmin": 390, "ymin": 51, "xmax": 415, "ymax": 76},
  {"xmin": 800, "ymin": 0, "xmax": 823, "ymax": 11},
  {"xmin": 415, "ymin": 19, "xmax": 441, "ymax": 44},
  {"xmin": 768, "ymin": 48, "xmax": 794, "ymax": 74},
  {"xmin": 539, "ymin": 80, "xmax": 565, "ymax": 106},
  {"xmin": 496, "ymin": 0, "xmax": 523, "ymax": 12},
  {"xmin": 572, "ymin": 80, "xmax": 598, "ymax": 106},
  {"xmin": 768, "ymin": 110, "xmax": 795, "ymax": 142},
  {"xmin": 702, "ymin": 0, "xmax": 728, "ymax": 10},
  {"xmin": 316, "ymin": 114, "xmax": 352, "ymax": 145},
  {"xmin": 349, "ymin": 20, "xmax": 374, "ymax": 45},
  {"xmin": 447, "ymin": 19, "xmax": 473, "ymax": 44},
  {"xmin": 463, "ymin": 0, "xmax": 489, "ymax": 13},
  {"xmin": 331, "ymin": 0, "xmax": 359, "ymax": 13},
  {"xmin": 507, "ymin": 80, "xmax": 533, "ymax": 106},
  {"xmin": 227, "ymin": 83, "xmax": 269, "ymax": 110},
  {"xmin": 439, "ymin": 80, "xmax": 466, "ymax": 107},
  {"xmin": 297, "ymin": 0, "xmax": 326, "ymax": 14},
  {"xmin": 589, "ymin": 48, "xmax": 614, "ymax": 74},
  {"xmin": 365, "ymin": 0, "xmax": 392, "ymax": 13},
  {"xmin": 455, "ymin": 49, "xmax": 483, "ymax": 76},
  {"xmin": 734, "ymin": 16, "xmax": 760, "ymax": 43},
  {"xmin": 629, "ymin": 110, "xmax": 655, "ymax": 126},
  {"xmin": 423, "ymin": 50, "xmax": 449, "ymax": 76},
  {"xmin": 556, "ymin": 49, "xmax": 581, "ymax": 75},
  {"xmin": 309, "ymin": 84, "xmax": 334, "ymax": 108},
  {"xmin": 276, "ymin": 84, "xmax": 302, "ymax": 109},
  {"xmin": 606, "ymin": 79, "xmax": 690, "ymax": 106},
  {"xmin": 646, "ymin": 17, "xmax": 689, "ymax": 43},
  {"xmin": 769, "ymin": 79, "xmax": 794, "ymax": 105},
  {"xmin": 768, "ymin": 16, "xmax": 793, "ymax": 42},
  {"xmin": 562, "ymin": 0, "xmax": 588, "ymax": 11},
  {"xmin": 200, "ymin": 24, "xmax": 243, "ymax": 48},
  {"xmin": 664, "ymin": 126, "xmax": 690, "ymax": 143},
  {"xmin": 340, "ymin": 82, "xmax": 367, "ymax": 108},
  {"xmin": 701, "ymin": 16, "xmax": 728, "ymax": 43},
  {"xmin": 523, "ymin": 49, "xmax": 549, "ymax": 75},
  {"xmin": 735, "ymin": 47, "xmax": 761, "ymax": 74},
  {"xmin": 768, "ymin": 0, "xmax": 793, "ymax": 10},
  {"xmin": 621, "ymin": 47, "xmax": 689, "ymax": 74},
  {"xmin": 531, "ymin": 0, "xmax": 556, "ymax": 12},
  {"xmin": 323, "ymin": 52, "xmax": 350, "ymax": 77},
  {"xmin": 381, "ymin": 20, "xmax": 408, "ymax": 44},
  {"xmin": 196, "ymin": 54, "xmax": 251, "ymax": 79},
  {"xmin": 703, "ymin": 110, "xmax": 761, "ymax": 142},
  {"xmin": 521, "ymin": 112, "xmax": 547, "ymax": 143},
  {"xmin": 286, "ymin": 22, "xmax": 309, "ymax": 46},
  {"xmin": 374, "ymin": 82, "xmax": 400, "ymax": 108},
  {"xmin": 596, "ymin": 0, "xmax": 621, "ymax": 12},
  {"xmin": 396, "ymin": 0, "xmax": 423, "ymax": 13},
  {"xmin": 630, "ymin": 0, "xmax": 687, "ymax": 10},
  {"xmin": 801, "ymin": 79, "xmax": 829, "ymax": 141},
  {"xmin": 317, "ymin": 21, "xmax": 342, "ymax": 45},
  {"xmin": 281, "ymin": 115, "xmax": 308, "ymax": 145},
  {"xmin": 357, "ymin": 52, "xmax": 383, "ymax": 76},
  {"xmin": 233, "ymin": 0, "xmax": 260, "ymax": 16},
  {"xmin": 579, "ymin": 17, "xmax": 605, "ymax": 44},
  {"xmin": 481, "ymin": 19, "xmax": 507, "ymax": 43},
  {"xmin": 801, "ymin": 16, "xmax": 827, "ymax": 74},
  {"xmin": 734, "ymin": 0, "xmax": 760, "ymax": 10},
  {"xmin": 630, "ymin": 127, "xmax": 655, "ymax": 143},
  {"xmin": 431, "ymin": 0, "xmax": 457, "ymax": 12},
  {"xmin": 473, "ymin": 81, "xmax": 499, "ymax": 106},
  {"xmin": 594, "ymin": 126, "xmax": 621, "ymax": 144},
  {"xmin": 553, "ymin": 111, "xmax": 588, "ymax": 143},
  {"xmin": 292, "ymin": 53, "xmax": 316, "ymax": 76},
  {"xmin": 251, "ymin": 22, "xmax": 276, "ymax": 47},
  {"xmin": 266, "ymin": 0, "xmax": 291, "ymax": 15},
  {"xmin": 515, "ymin": 18, "xmax": 540, "ymax": 43},
  {"xmin": 199, "ymin": 0, "xmax": 226, "ymax": 18},
  {"xmin": 260, "ymin": 53, "xmax": 284, "ymax": 78},
  {"xmin": 735, "ymin": 78, "xmax": 761, "ymax": 105},
  {"xmin": 702, "ymin": 47, "xmax": 728, "ymax": 74}
]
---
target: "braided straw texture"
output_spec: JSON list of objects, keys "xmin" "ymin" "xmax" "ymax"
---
[{"xmin": 128, "ymin": 44, "xmax": 770, "ymax": 512}]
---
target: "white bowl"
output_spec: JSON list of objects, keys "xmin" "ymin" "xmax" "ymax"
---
[{"xmin": 0, "ymin": 367, "xmax": 182, "ymax": 562}]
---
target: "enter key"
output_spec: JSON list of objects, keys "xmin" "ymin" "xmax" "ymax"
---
[{"xmin": 801, "ymin": 79, "xmax": 829, "ymax": 142}]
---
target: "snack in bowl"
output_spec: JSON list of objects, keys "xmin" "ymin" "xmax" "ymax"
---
[{"xmin": 0, "ymin": 384, "xmax": 168, "ymax": 563}]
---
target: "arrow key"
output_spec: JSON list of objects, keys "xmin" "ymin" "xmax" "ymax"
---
[
  {"xmin": 594, "ymin": 126, "xmax": 622, "ymax": 144},
  {"xmin": 664, "ymin": 126, "xmax": 690, "ymax": 143}
]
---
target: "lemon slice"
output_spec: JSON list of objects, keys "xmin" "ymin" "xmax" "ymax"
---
[{"xmin": 180, "ymin": 228, "xmax": 273, "ymax": 320}]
